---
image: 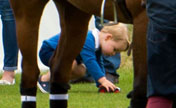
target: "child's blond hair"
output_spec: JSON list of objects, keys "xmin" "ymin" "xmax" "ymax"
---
[
  {"xmin": 101, "ymin": 23, "xmax": 130, "ymax": 51},
  {"xmin": 101, "ymin": 23, "xmax": 129, "ymax": 42}
]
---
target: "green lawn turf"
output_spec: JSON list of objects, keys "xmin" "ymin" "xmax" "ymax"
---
[{"xmin": 0, "ymin": 63, "xmax": 133, "ymax": 108}]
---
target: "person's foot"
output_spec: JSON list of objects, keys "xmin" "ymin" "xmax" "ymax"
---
[
  {"xmin": 37, "ymin": 76, "xmax": 49, "ymax": 93},
  {"xmin": 0, "ymin": 71, "xmax": 15, "ymax": 85},
  {"xmin": 105, "ymin": 72, "xmax": 119, "ymax": 84}
]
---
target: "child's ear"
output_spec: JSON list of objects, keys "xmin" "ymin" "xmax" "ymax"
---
[{"xmin": 105, "ymin": 33, "xmax": 113, "ymax": 41}]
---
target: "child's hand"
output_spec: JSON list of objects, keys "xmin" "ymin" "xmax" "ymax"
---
[{"xmin": 98, "ymin": 77, "xmax": 117, "ymax": 92}]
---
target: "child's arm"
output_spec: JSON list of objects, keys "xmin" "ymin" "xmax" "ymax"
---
[
  {"xmin": 96, "ymin": 51, "xmax": 117, "ymax": 92},
  {"xmin": 80, "ymin": 47, "xmax": 117, "ymax": 92},
  {"xmin": 80, "ymin": 49, "xmax": 105, "ymax": 82}
]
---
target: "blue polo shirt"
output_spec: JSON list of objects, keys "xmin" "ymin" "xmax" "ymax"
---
[
  {"xmin": 146, "ymin": 0, "xmax": 176, "ymax": 33},
  {"xmin": 42, "ymin": 29, "xmax": 105, "ymax": 85}
]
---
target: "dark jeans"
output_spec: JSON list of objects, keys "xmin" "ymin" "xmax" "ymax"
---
[
  {"xmin": 103, "ymin": 54, "xmax": 120, "ymax": 77},
  {"xmin": 147, "ymin": 22, "xmax": 176, "ymax": 100},
  {"xmin": 146, "ymin": 0, "xmax": 176, "ymax": 33},
  {"xmin": 0, "ymin": 0, "xmax": 18, "ymax": 71}
]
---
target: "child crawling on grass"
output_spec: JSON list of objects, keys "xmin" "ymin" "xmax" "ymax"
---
[{"xmin": 37, "ymin": 23, "xmax": 129, "ymax": 93}]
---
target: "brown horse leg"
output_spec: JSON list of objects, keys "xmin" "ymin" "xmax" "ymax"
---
[
  {"xmin": 9, "ymin": 0, "xmax": 48, "ymax": 108},
  {"xmin": 49, "ymin": 0, "xmax": 91, "ymax": 108},
  {"xmin": 128, "ymin": 11, "xmax": 148, "ymax": 108}
]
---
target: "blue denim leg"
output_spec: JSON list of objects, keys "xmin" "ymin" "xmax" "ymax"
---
[
  {"xmin": 0, "ymin": 0, "xmax": 18, "ymax": 71},
  {"xmin": 103, "ymin": 53, "xmax": 120, "ymax": 76},
  {"xmin": 147, "ymin": 22, "xmax": 176, "ymax": 99}
]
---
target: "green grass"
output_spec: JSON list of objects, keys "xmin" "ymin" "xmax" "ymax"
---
[{"xmin": 0, "ymin": 64, "xmax": 133, "ymax": 108}]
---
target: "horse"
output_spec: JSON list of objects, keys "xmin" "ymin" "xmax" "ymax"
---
[{"xmin": 9, "ymin": 0, "xmax": 148, "ymax": 108}]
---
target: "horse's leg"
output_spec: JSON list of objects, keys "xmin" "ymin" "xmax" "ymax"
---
[
  {"xmin": 9, "ymin": 0, "xmax": 48, "ymax": 108},
  {"xmin": 49, "ymin": 0, "xmax": 91, "ymax": 108},
  {"xmin": 129, "ymin": 10, "xmax": 148, "ymax": 108}
]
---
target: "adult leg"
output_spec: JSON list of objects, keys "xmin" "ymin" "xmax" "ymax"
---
[
  {"xmin": 0, "ymin": 0, "xmax": 18, "ymax": 84},
  {"xmin": 49, "ymin": 0, "xmax": 91, "ymax": 107},
  {"xmin": 147, "ymin": 96, "xmax": 173, "ymax": 108},
  {"xmin": 103, "ymin": 54, "xmax": 120, "ymax": 83},
  {"xmin": 146, "ymin": 22, "xmax": 176, "ymax": 108},
  {"xmin": 9, "ymin": 0, "xmax": 48, "ymax": 108}
]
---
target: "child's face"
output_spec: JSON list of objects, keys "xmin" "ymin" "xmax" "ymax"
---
[
  {"xmin": 100, "ymin": 32, "xmax": 128, "ymax": 56},
  {"xmin": 101, "ymin": 37, "xmax": 120, "ymax": 56}
]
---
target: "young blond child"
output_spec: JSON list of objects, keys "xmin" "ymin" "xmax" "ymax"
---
[{"xmin": 38, "ymin": 23, "xmax": 129, "ymax": 93}]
